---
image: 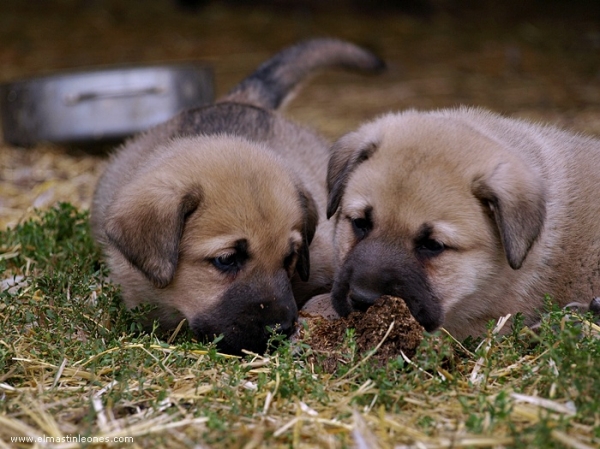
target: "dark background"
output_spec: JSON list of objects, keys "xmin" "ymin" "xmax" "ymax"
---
[{"xmin": 1, "ymin": 0, "xmax": 599, "ymax": 228}]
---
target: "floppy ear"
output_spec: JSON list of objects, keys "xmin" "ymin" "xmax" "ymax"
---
[
  {"xmin": 472, "ymin": 161, "xmax": 546, "ymax": 269},
  {"xmin": 295, "ymin": 188, "xmax": 319, "ymax": 282},
  {"xmin": 104, "ymin": 176, "xmax": 203, "ymax": 288},
  {"xmin": 327, "ymin": 133, "xmax": 378, "ymax": 218}
]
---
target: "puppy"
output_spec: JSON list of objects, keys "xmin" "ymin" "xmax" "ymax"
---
[
  {"xmin": 326, "ymin": 107, "xmax": 600, "ymax": 339},
  {"xmin": 91, "ymin": 39, "xmax": 384, "ymax": 355}
]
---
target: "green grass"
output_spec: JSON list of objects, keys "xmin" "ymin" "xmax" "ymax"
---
[{"xmin": 0, "ymin": 203, "xmax": 599, "ymax": 448}]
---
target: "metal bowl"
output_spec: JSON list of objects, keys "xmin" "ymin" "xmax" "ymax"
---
[{"xmin": 0, "ymin": 63, "xmax": 213, "ymax": 146}]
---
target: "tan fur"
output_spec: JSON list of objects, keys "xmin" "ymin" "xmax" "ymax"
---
[
  {"xmin": 91, "ymin": 124, "xmax": 331, "ymax": 355},
  {"xmin": 326, "ymin": 107, "xmax": 600, "ymax": 339},
  {"xmin": 98, "ymin": 136, "xmax": 302, "ymax": 311},
  {"xmin": 91, "ymin": 39, "xmax": 383, "ymax": 354}
]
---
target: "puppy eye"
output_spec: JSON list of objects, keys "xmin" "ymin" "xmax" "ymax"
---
[
  {"xmin": 416, "ymin": 238, "xmax": 445, "ymax": 257},
  {"xmin": 351, "ymin": 217, "xmax": 372, "ymax": 240},
  {"xmin": 212, "ymin": 253, "xmax": 241, "ymax": 273}
]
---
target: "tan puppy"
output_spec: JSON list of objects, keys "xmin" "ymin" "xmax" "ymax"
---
[
  {"xmin": 91, "ymin": 39, "xmax": 384, "ymax": 355},
  {"xmin": 326, "ymin": 107, "xmax": 600, "ymax": 339}
]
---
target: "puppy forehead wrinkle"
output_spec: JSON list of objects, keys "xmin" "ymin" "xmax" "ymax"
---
[
  {"xmin": 416, "ymin": 220, "xmax": 475, "ymax": 248},
  {"xmin": 185, "ymin": 198, "xmax": 301, "ymax": 258},
  {"xmin": 344, "ymin": 196, "xmax": 371, "ymax": 217},
  {"xmin": 183, "ymin": 218, "xmax": 300, "ymax": 261},
  {"xmin": 430, "ymin": 221, "xmax": 462, "ymax": 241},
  {"xmin": 193, "ymin": 235, "xmax": 246, "ymax": 256}
]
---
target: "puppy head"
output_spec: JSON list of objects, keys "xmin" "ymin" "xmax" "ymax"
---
[
  {"xmin": 103, "ymin": 135, "xmax": 318, "ymax": 355},
  {"xmin": 327, "ymin": 112, "xmax": 546, "ymax": 331}
]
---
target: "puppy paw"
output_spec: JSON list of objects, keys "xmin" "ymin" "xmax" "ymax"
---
[
  {"xmin": 589, "ymin": 297, "xmax": 600, "ymax": 317},
  {"xmin": 300, "ymin": 293, "xmax": 340, "ymax": 320},
  {"xmin": 564, "ymin": 298, "xmax": 600, "ymax": 323},
  {"xmin": 530, "ymin": 298, "xmax": 600, "ymax": 334}
]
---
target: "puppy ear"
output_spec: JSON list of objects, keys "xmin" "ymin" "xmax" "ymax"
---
[
  {"xmin": 296, "ymin": 188, "xmax": 319, "ymax": 282},
  {"xmin": 104, "ymin": 176, "xmax": 203, "ymax": 288},
  {"xmin": 473, "ymin": 161, "xmax": 546, "ymax": 269},
  {"xmin": 327, "ymin": 133, "xmax": 378, "ymax": 218}
]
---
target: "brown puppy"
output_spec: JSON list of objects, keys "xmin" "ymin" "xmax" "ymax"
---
[
  {"xmin": 91, "ymin": 39, "xmax": 384, "ymax": 355},
  {"xmin": 326, "ymin": 107, "xmax": 600, "ymax": 339}
]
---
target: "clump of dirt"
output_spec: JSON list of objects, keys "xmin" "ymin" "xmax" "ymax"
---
[{"xmin": 300, "ymin": 296, "xmax": 424, "ymax": 372}]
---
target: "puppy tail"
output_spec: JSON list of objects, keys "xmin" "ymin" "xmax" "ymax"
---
[{"xmin": 221, "ymin": 38, "xmax": 385, "ymax": 110}]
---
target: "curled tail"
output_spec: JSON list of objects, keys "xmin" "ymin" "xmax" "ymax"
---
[{"xmin": 221, "ymin": 38, "xmax": 385, "ymax": 110}]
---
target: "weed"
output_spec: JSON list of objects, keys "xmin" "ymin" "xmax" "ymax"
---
[{"xmin": 0, "ymin": 204, "xmax": 598, "ymax": 448}]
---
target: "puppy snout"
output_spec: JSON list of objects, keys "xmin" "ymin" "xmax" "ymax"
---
[
  {"xmin": 334, "ymin": 238, "xmax": 444, "ymax": 331},
  {"xmin": 347, "ymin": 240, "xmax": 411, "ymax": 305},
  {"xmin": 349, "ymin": 285, "xmax": 380, "ymax": 311},
  {"xmin": 191, "ymin": 271, "xmax": 299, "ymax": 355}
]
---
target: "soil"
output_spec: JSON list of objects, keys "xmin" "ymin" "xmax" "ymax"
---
[{"xmin": 300, "ymin": 296, "xmax": 424, "ymax": 372}]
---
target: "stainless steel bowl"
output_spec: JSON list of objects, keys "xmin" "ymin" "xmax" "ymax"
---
[{"xmin": 0, "ymin": 64, "xmax": 213, "ymax": 146}]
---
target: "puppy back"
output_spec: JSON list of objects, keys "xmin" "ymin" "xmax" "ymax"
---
[{"xmin": 221, "ymin": 38, "xmax": 385, "ymax": 110}]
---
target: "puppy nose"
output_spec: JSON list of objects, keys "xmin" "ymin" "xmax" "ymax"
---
[{"xmin": 349, "ymin": 286, "xmax": 381, "ymax": 311}]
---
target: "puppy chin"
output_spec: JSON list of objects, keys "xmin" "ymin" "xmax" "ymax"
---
[
  {"xmin": 191, "ymin": 321, "xmax": 294, "ymax": 356},
  {"xmin": 331, "ymin": 239, "xmax": 444, "ymax": 332}
]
